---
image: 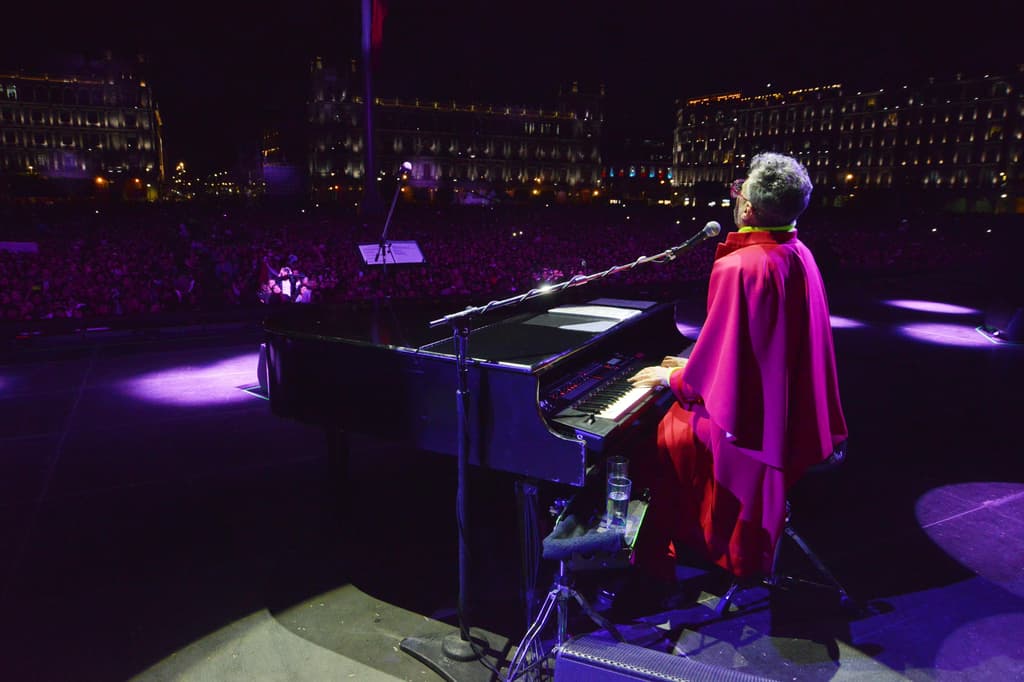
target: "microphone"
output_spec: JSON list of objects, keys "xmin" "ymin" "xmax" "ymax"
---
[
  {"xmin": 679, "ymin": 220, "xmax": 722, "ymax": 249},
  {"xmin": 398, "ymin": 161, "xmax": 412, "ymax": 177}
]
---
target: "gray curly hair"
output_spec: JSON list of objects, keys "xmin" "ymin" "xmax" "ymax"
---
[{"xmin": 746, "ymin": 152, "xmax": 813, "ymax": 225}]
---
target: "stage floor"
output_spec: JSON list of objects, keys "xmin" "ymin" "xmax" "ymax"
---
[{"xmin": 1, "ymin": 269, "xmax": 1022, "ymax": 681}]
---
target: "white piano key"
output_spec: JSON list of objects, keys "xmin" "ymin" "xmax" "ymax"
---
[{"xmin": 596, "ymin": 384, "xmax": 655, "ymax": 421}]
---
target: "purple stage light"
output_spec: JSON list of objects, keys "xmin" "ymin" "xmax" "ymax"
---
[
  {"xmin": 121, "ymin": 351, "xmax": 261, "ymax": 406},
  {"xmin": 935, "ymin": 614, "xmax": 1024, "ymax": 676},
  {"xmin": 674, "ymin": 322, "xmax": 702, "ymax": 338},
  {"xmin": 830, "ymin": 315, "xmax": 865, "ymax": 329},
  {"xmin": 898, "ymin": 323, "xmax": 997, "ymax": 348},
  {"xmin": 883, "ymin": 299, "xmax": 981, "ymax": 315},
  {"xmin": 917, "ymin": 482, "xmax": 1024, "ymax": 597}
]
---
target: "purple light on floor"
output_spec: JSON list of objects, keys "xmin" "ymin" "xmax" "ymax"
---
[
  {"xmin": 935, "ymin": 614, "xmax": 1024, "ymax": 677},
  {"xmin": 122, "ymin": 351, "xmax": 260, "ymax": 406},
  {"xmin": 830, "ymin": 315, "xmax": 865, "ymax": 329},
  {"xmin": 883, "ymin": 299, "xmax": 981, "ymax": 315},
  {"xmin": 916, "ymin": 482, "xmax": 1024, "ymax": 597},
  {"xmin": 674, "ymin": 322, "xmax": 702, "ymax": 338},
  {"xmin": 898, "ymin": 323, "xmax": 996, "ymax": 348}
]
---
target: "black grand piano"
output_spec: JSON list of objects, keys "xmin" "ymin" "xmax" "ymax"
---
[
  {"xmin": 263, "ymin": 294, "xmax": 695, "ymax": 677},
  {"xmin": 262, "ymin": 296, "xmax": 689, "ymax": 487}
]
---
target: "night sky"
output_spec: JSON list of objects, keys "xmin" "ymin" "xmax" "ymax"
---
[{"xmin": 3, "ymin": 1, "xmax": 1021, "ymax": 173}]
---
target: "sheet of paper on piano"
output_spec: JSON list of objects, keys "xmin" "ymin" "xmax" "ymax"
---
[{"xmin": 527, "ymin": 303, "xmax": 648, "ymax": 333}]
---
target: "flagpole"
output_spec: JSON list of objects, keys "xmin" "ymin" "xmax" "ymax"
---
[{"xmin": 360, "ymin": 0, "xmax": 383, "ymax": 216}]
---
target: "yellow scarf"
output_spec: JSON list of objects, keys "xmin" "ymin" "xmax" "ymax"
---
[{"xmin": 738, "ymin": 223, "xmax": 796, "ymax": 233}]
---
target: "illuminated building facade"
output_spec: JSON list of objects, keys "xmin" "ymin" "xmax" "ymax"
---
[
  {"xmin": 308, "ymin": 59, "xmax": 603, "ymax": 202},
  {"xmin": 0, "ymin": 57, "xmax": 163, "ymax": 199},
  {"xmin": 673, "ymin": 68, "xmax": 1024, "ymax": 213},
  {"xmin": 602, "ymin": 137, "xmax": 674, "ymax": 205}
]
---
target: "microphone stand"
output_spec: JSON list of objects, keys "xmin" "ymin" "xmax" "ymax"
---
[
  {"xmin": 374, "ymin": 173, "xmax": 405, "ymax": 276},
  {"xmin": 400, "ymin": 223, "xmax": 719, "ymax": 680},
  {"xmin": 370, "ymin": 172, "xmax": 407, "ymax": 349}
]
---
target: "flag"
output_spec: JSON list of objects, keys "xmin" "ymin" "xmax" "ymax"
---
[{"xmin": 371, "ymin": 0, "xmax": 387, "ymax": 54}]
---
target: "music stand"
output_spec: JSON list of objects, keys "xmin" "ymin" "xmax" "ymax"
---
[{"xmin": 356, "ymin": 240, "xmax": 425, "ymax": 267}]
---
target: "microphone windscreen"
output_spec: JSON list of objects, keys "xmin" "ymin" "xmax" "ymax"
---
[{"xmin": 705, "ymin": 220, "xmax": 722, "ymax": 237}]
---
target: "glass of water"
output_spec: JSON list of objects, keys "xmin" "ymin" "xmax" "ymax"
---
[{"xmin": 606, "ymin": 476, "xmax": 632, "ymax": 530}]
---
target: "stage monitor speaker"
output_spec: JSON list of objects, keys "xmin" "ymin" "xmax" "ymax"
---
[
  {"xmin": 555, "ymin": 635, "xmax": 779, "ymax": 681},
  {"xmin": 983, "ymin": 303, "xmax": 1024, "ymax": 342}
]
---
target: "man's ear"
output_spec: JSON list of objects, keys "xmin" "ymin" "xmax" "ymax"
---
[{"xmin": 740, "ymin": 201, "xmax": 758, "ymax": 227}]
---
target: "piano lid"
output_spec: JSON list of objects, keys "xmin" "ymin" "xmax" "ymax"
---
[
  {"xmin": 419, "ymin": 298, "xmax": 659, "ymax": 369},
  {"xmin": 264, "ymin": 297, "xmax": 662, "ymax": 370}
]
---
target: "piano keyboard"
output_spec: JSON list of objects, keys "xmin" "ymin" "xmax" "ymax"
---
[
  {"xmin": 575, "ymin": 378, "xmax": 661, "ymax": 422},
  {"xmin": 546, "ymin": 354, "xmax": 675, "ymax": 450}
]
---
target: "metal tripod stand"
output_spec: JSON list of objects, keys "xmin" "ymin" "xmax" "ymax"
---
[{"xmin": 505, "ymin": 557, "xmax": 623, "ymax": 681}]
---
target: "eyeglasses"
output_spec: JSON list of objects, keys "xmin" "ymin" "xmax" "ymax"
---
[
  {"xmin": 729, "ymin": 178, "xmax": 748, "ymax": 201},
  {"xmin": 731, "ymin": 178, "xmax": 761, "ymax": 218}
]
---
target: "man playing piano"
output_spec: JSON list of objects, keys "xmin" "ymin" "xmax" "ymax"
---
[{"xmin": 627, "ymin": 152, "xmax": 848, "ymax": 583}]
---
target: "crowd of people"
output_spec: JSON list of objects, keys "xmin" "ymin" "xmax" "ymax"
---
[{"xmin": 0, "ymin": 200, "xmax": 1017, "ymax": 325}]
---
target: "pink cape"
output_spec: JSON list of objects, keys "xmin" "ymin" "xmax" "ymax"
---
[{"xmin": 638, "ymin": 229, "xmax": 848, "ymax": 578}]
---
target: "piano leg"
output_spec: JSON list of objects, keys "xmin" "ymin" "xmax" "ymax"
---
[{"xmin": 515, "ymin": 479, "xmax": 542, "ymax": 629}]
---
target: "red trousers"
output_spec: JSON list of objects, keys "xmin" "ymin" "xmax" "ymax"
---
[{"xmin": 633, "ymin": 403, "xmax": 788, "ymax": 580}]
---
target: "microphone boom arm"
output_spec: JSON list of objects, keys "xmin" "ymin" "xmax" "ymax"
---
[
  {"xmin": 429, "ymin": 221, "xmax": 720, "ymax": 328},
  {"xmin": 375, "ymin": 162, "xmax": 412, "ymax": 267}
]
